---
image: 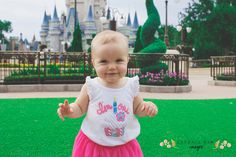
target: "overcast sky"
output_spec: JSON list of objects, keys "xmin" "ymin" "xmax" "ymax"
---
[{"xmin": 0, "ymin": 0, "xmax": 191, "ymax": 41}]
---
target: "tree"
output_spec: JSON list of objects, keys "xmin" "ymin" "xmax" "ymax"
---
[
  {"xmin": 205, "ymin": 4, "xmax": 236, "ymax": 55},
  {"xmin": 180, "ymin": 0, "xmax": 236, "ymax": 58},
  {"xmin": 0, "ymin": 20, "xmax": 12, "ymax": 42},
  {"xmin": 217, "ymin": 0, "xmax": 236, "ymax": 6},
  {"xmin": 133, "ymin": 26, "xmax": 143, "ymax": 53},
  {"xmin": 67, "ymin": 23, "xmax": 83, "ymax": 52}
]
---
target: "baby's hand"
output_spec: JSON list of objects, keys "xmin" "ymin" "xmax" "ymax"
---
[
  {"xmin": 57, "ymin": 99, "xmax": 73, "ymax": 121},
  {"xmin": 141, "ymin": 101, "xmax": 158, "ymax": 117}
]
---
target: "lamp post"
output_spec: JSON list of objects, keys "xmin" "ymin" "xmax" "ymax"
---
[
  {"xmin": 176, "ymin": 25, "xmax": 191, "ymax": 54},
  {"xmin": 164, "ymin": 0, "xmax": 170, "ymax": 47},
  {"xmin": 74, "ymin": 0, "xmax": 77, "ymax": 31},
  {"xmin": 176, "ymin": 25, "xmax": 191, "ymax": 45}
]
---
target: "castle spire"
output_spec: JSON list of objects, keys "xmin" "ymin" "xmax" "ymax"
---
[
  {"xmin": 19, "ymin": 33, "xmax": 24, "ymax": 43},
  {"xmin": 52, "ymin": 5, "xmax": 59, "ymax": 22},
  {"xmin": 127, "ymin": 13, "xmax": 132, "ymax": 27},
  {"xmin": 106, "ymin": 7, "xmax": 111, "ymax": 20},
  {"xmin": 133, "ymin": 11, "xmax": 139, "ymax": 29},
  {"xmin": 87, "ymin": 5, "xmax": 94, "ymax": 21},
  {"xmin": 42, "ymin": 10, "xmax": 49, "ymax": 25}
]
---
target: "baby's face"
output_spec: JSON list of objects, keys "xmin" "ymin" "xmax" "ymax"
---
[{"xmin": 92, "ymin": 43, "xmax": 129, "ymax": 85}]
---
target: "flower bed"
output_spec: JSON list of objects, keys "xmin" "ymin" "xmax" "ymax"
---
[{"xmin": 139, "ymin": 70, "xmax": 189, "ymax": 86}]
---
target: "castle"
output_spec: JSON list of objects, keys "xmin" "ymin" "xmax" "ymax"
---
[{"xmin": 39, "ymin": 0, "xmax": 139, "ymax": 52}]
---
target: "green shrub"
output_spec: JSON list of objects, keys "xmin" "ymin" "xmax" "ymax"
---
[
  {"xmin": 216, "ymin": 73, "xmax": 235, "ymax": 81},
  {"xmin": 47, "ymin": 65, "xmax": 60, "ymax": 74},
  {"xmin": 4, "ymin": 73, "xmax": 86, "ymax": 84}
]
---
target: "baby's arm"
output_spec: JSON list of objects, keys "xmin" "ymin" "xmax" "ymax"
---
[
  {"xmin": 57, "ymin": 84, "xmax": 89, "ymax": 120},
  {"xmin": 133, "ymin": 95, "xmax": 158, "ymax": 117}
]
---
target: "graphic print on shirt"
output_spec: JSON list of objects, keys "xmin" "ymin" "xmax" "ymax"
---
[{"xmin": 96, "ymin": 97, "xmax": 130, "ymax": 137}]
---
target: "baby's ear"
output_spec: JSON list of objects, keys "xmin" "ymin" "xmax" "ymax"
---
[{"xmin": 91, "ymin": 59, "xmax": 95, "ymax": 67}]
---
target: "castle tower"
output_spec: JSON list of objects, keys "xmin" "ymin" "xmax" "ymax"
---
[
  {"xmin": 100, "ymin": 7, "xmax": 111, "ymax": 31},
  {"xmin": 60, "ymin": 12, "xmax": 67, "ymax": 41},
  {"xmin": 127, "ymin": 13, "xmax": 132, "ymax": 27},
  {"xmin": 132, "ymin": 11, "xmax": 139, "ymax": 47},
  {"xmin": 117, "ymin": 13, "xmax": 137, "ymax": 47},
  {"xmin": 39, "ymin": 0, "xmax": 140, "ymax": 52},
  {"xmin": 133, "ymin": 11, "xmax": 139, "ymax": 29},
  {"xmin": 83, "ymin": 5, "xmax": 97, "ymax": 38},
  {"xmin": 65, "ymin": 0, "xmax": 86, "ymax": 23},
  {"xmin": 93, "ymin": 0, "xmax": 107, "ymax": 20},
  {"xmin": 93, "ymin": 0, "xmax": 107, "ymax": 31},
  {"xmin": 40, "ymin": 11, "xmax": 49, "ymax": 46},
  {"xmin": 9, "ymin": 36, "xmax": 18, "ymax": 51},
  {"xmin": 65, "ymin": 0, "xmax": 107, "ymax": 32},
  {"xmin": 65, "ymin": 7, "xmax": 79, "ymax": 42},
  {"xmin": 19, "ymin": 33, "xmax": 24, "ymax": 51},
  {"xmin": 82, "ymin": 5, "xmax": 97, "ymax": 51},
  {"xmin": 48, "ymin": 6, "xmax": 61, "ymax": 52}
]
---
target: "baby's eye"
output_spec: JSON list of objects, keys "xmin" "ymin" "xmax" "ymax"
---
[
  {"xmin": 99, "ymin": 60, "xmax": 107, "ymax": 64},
  {"xmin": 116, "ymin": 59, "xmax": 124, "ymax": 63}
]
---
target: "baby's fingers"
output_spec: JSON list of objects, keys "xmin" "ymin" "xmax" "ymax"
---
[
  {"xmin": 146, "ymin": 105, "xmax": 153, "ymax": 116},
  {"xmin": 148, "ymin": 108, "xmax": 156, "ymax": 117},
  {"xmin": 64, "ymin": 100, "xmax": 69, "ymax": 107},
  {"xmin": 141, "ymin": 103, "xmax": 147, "ymax": 111},
  {"xmin": 58, "ymin": 103, "xmax": 66, "ymax": 113},
  {"xmin": 64, "ymin": 100, "xmax": 73, "ymax": 112},
  {"xmin": 148, "ymin": 105, "xmax": 158, "ymax": 117},
  {"xmin": 59, "ymin": 103, "xmax": 65, "ymax": 110},
  {"xmin": 57, "ymin": 108, "xmax": 65, "ymax": 121}
]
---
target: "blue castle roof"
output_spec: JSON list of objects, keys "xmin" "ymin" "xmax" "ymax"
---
[
  {"xmin": 133, "ymin": 11, "xmax": 139, "ymax": 28},
  {"xmin": 42, "ymin": 11, "xmax": 49, "ymax": 25},
  {"xmin": 127, "ymin": 13, "xmax": 132, "ymax": 27},
  {"xmin": 52, "ymin": 5, "xmax": 59, "ymax": 22},
  {"xmin": 66, "ymin": 8, "xmax": 79, "ymax": 27},
  {"xmin": 87, "ymin": 5, "xmax": 94, "ymax": 21},
  {"xmin": 47, "ymin": 15, "xmax": 51, "ymax": 21}
]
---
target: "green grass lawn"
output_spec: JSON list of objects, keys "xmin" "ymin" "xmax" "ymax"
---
[{"xmin": 0, "ymin": 98, "xmax": 236, "ymax": 157}]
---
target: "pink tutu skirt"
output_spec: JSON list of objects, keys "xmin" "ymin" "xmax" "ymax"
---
[{"xmin": 72, "ymin": 131, "xmax": 143, "ymax": 157}]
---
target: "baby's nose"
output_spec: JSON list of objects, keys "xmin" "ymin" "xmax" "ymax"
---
[{"xmin": 108, "ymin": 63, "xmax": 116, "ymax": 69}]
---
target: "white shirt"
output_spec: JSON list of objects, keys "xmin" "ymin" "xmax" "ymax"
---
[{"xmin": 81, "ymin": 76, "xmax": 140, "ymax": 146}]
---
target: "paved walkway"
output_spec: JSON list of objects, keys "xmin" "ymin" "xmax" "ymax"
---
[{"xmin": 0, "ymin": 68, "xmax": 235, "ymax": 99}]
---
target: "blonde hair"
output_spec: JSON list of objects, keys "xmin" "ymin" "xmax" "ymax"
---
[{"xmin": 91, "ymin": 30, "xmax": 129, "ymax": 56}]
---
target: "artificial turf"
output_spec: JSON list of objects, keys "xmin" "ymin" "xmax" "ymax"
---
[{"xmin": 0, "ymin": 98, "xmax": 236, "ymax": 157}]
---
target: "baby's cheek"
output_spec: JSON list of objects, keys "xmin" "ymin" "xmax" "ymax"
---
[{"xmin": 120, "ymin": 65, "xmax": 128, "ymax": 71}]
